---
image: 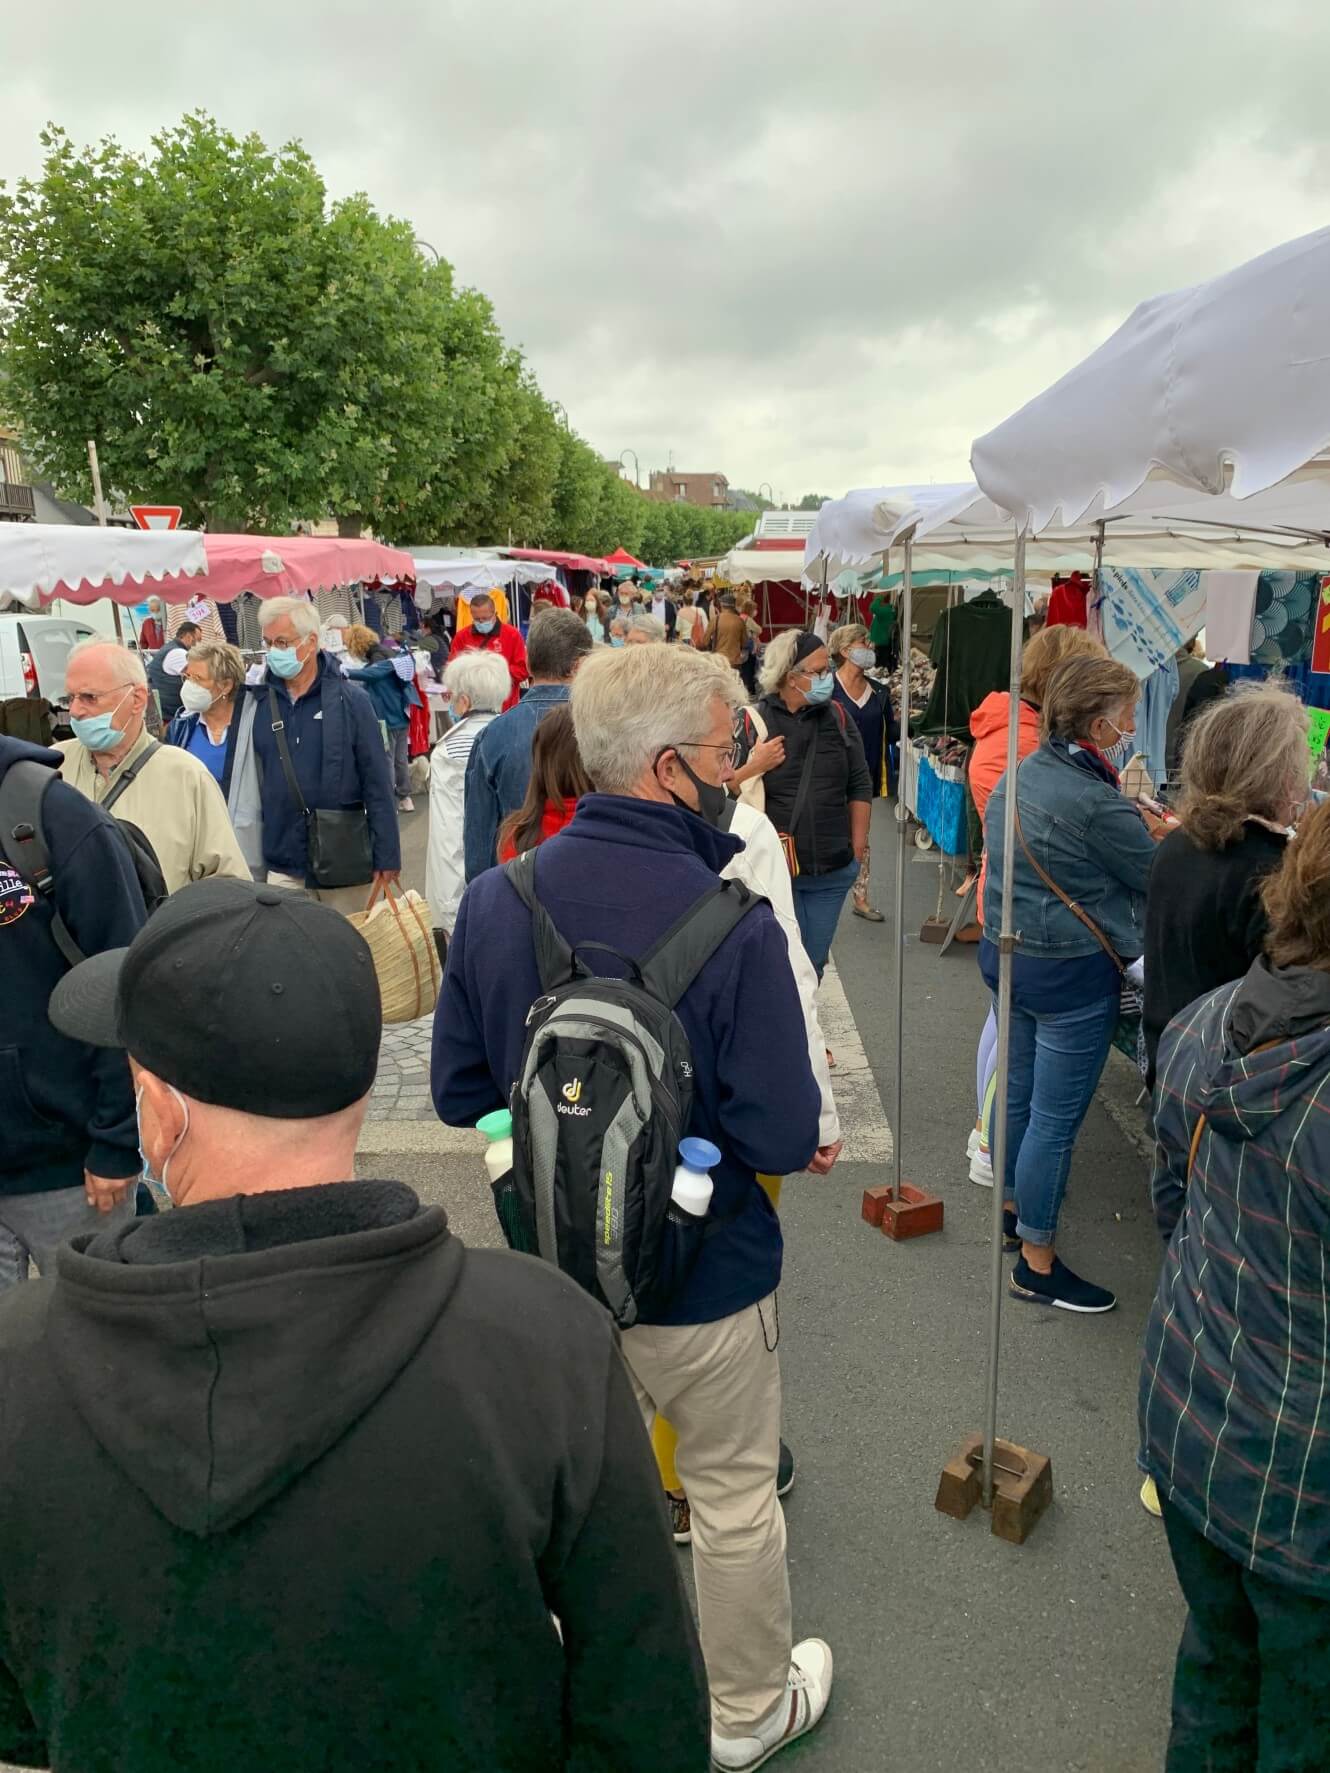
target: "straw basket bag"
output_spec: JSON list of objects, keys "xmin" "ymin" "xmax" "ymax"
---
[{"xmin": 347, "ymin": 882, "xmax": 441, "ymax": 1024}]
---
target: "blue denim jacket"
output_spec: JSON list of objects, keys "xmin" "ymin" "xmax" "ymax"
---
[{"xmin": 982, "ymin": 739, "xmax": 1155, "ymax": 961}]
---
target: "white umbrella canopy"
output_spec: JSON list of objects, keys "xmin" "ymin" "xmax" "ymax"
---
[
  {"xmin": 971, "ymin": 224, "xmax": 1330, "ymax": 533},
  {"xmin": 805, "ymin": 476, "xmax": 1330, "ymax": 578}
]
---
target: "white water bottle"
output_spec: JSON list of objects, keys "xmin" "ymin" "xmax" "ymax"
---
[
  {"xmin": 477, "ymin": 1109, "xmax": 514, "ymax": 1183},
  {"xmin": 671, "ymin": 1138, "xmax": 721, "ymax": 1217}
]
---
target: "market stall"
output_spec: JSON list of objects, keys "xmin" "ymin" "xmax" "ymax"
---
[
  {"xmin": 412, "ymin": 552, "xmax": 559, "ymax": 631},
  {"xmin": 966, "ymin": 221, "xmax": 1330, "ymax": 1509}
]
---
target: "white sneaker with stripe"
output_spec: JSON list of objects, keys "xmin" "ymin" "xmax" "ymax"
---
[{"xmin": 711, "ymin": 1638, "xmax": 834, "ymax": 1771}]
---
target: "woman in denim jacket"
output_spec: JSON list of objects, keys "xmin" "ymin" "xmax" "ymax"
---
[{"xmin": 981, "ymin": 656, "xmax": 1165, "ymax": 1313}]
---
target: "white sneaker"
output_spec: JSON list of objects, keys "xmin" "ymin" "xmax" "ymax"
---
[
  {"xmin": 711, "ymin": 1638, "xmax": 833, "ymax": 1771},
  {"xmin": 397, "ymin": 796, "xmax": 415, "ymax": 813},
  {"xmin": 969, "ymin": 1146, "xmax": 994, "ymax": 1187},
  {"xmin": 966, "ymin": 1127, "xmax": 982, "ymax": 1161}
]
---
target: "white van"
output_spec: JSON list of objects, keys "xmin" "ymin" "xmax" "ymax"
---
[{"xmin": 0, "ymin": 612, "xmax": 101, "ymax": 704}]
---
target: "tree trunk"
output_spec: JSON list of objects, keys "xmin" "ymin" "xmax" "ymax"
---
[{"xmin": 337, "ymin": 514, "xmax": 364, "ymax": 538}]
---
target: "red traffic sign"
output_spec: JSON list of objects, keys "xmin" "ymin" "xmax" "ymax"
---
[{"xmin": 129, "ymin": 505, "xmax": 183, "ymax": 531}]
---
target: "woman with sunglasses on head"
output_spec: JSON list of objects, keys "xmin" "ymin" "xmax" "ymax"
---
[{"xmin": 732, "ymin": 630, "xmax": 872, "ymax": 982}]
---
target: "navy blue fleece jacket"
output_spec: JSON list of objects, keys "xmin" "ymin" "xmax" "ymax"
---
[
  {"xmin": 431, "ymin": 794, "xmax": 822, "ymax": 1324},
  {"xmin": 0, "ymin": 738, "xmax": 146, "ymax": 1194}
]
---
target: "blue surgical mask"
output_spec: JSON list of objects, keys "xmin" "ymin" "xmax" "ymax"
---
[
  {"xmin": 70, "ymin": 689, "xmax": 132, "ymax": 753},
  {"xmin": 265, "ymin": 645, "xmax": 304, "ymax": 679},
  {"xmin": 473, "ymin": 619, "xmax": 497, "ymax": 636},
  {"xmin": 804, "ymin": 670, "xmax": 835, "ymax": 706},
  {"xmin": 610, "ymin": 635, "xmax": 626, "ymax": 648}
]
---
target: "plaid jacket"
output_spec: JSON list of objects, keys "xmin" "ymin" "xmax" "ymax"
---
[{"xmin": 1140, "ymin": 962, "xmax": 1330, "ymax": 1595}]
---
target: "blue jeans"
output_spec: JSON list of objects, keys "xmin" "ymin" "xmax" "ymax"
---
[
  {"xmin": 792, "ymin": 858, "xmax": 859, "ymax": 980},
  {"xmin": 992, "ymin": 991, "xmax": 1118, "ymax": 1246}
]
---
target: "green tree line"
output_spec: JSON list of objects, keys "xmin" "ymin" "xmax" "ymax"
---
[{"xmin": 0, "ymin": 115, "xmax": 754, "ymax": 562}]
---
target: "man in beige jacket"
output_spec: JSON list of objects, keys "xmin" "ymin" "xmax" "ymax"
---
[{"xmin": 58, "ymin": 641, "xmax": 250, "ymax": 894}]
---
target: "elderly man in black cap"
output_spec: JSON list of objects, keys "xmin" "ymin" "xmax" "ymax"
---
[{"xmin": 0, "ymin": 877, "xmax": 706, "ymax": 1773}]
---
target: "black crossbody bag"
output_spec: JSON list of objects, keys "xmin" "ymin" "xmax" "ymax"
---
[{"xmin": 267, "ymin": 689, "xmax": 372, "ymax": 889}]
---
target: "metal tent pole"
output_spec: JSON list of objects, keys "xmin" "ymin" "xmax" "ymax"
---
[
  {"xmin": 888, "ymin": 536, "xmax": 914, "ymax": 1194},
  {"xmin": 981, "ymin": 529, "xmax": 1028, "ymax": 1505}
]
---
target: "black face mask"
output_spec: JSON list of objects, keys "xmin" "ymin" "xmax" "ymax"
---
[{"xmin": 666, "ymin": 752, "xmax": 731, "ymax": 828}]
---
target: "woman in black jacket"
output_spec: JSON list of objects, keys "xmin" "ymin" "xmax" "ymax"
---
[
  {"xmin": 1142, "ymin": 801, "xmax": 1330, "ymax": 1769},
  {"xmin": 1144, "ymin": 682, "xmax": 1308, "ymax": 1088},
  {"xmin": 733, "ymin": 629, "xmax": 872, "ymax": 979}
]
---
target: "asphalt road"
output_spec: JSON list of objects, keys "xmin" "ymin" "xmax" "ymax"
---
[
  {"xmin": 364, "ymin": 795, "xmax": 1184, "ymax": 1773},
  {"xmin": 0, "ymin": 796, "xmax": 1181, "ymax": 1773}
]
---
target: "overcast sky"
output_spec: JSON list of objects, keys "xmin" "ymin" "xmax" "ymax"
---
[{"xmin": 6, "ymin": 1, "xmax": 1329, "ymax": 502}]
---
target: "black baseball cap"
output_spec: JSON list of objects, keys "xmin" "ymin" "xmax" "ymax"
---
[{"xmin": 49, "ymin": 878, "xmax": 382, "ymax": 1118}]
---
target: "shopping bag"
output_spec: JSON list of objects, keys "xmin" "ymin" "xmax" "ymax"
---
[{"xmin": 347, "ymin": 883, "xmax": 441, "ymax": 1024}]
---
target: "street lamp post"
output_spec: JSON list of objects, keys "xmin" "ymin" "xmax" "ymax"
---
[
  {"xmin": 757, "ymin": 481, "xmax": 774, "ymax": 507},
  {"xmin": 619, "ymin": 449, "xmax": 640, "ymax": 488},
  {"xmin": 414, "ymin": 238, "xmax": 440, "ymax": 265}
]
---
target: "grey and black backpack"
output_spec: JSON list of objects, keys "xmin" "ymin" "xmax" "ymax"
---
[{"xmin": 501, "ymin": 847, "xmax": 763, "ymax": 1327}]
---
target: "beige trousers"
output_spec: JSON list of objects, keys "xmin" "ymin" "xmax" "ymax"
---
[
  {"xmin": 621, "ymin": 1296, "xmax": 791, "ymax": 1735},
  {"xmin": 265, "ymin": 871, "xmax": 375, "ymax": 918}
]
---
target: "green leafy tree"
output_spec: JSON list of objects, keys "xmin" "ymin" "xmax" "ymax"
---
[{"xmin": 0, "ymin": 115, "xmax": 512, "ymax": 535}]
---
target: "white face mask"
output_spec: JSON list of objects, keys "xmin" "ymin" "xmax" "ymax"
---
[
  {"xmin": 179, "ymin": 679, "xmax": 216, "ymax": 714},
  {"xmin": 848, "ymin": 647, "xmax": 876, "ymax": 669},
  {"xmin": 136, "ymin": 1081, "xmax": 191, "ymax": 1201}
]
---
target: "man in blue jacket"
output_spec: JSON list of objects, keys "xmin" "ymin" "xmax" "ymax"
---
[
  {"xmin": 0, "ymin": 735, "xmax": 146, "ymax": 1289},
  {"xmin": 462, "ymin": 608, "xmax": 593, "ymax": 882},
  {"xmin": 249, "ymin": 597, "xmax": 401, "ymax": 910},
  {"xmin": 434, "ymin": 642, "xmax": 835, "ymax": 1773}
]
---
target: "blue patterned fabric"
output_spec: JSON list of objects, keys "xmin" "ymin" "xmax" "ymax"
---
[
  {"xmin": 1250, "ymin": 571, "xmax": 1319, "ymax": 667},
  {"xmin": 1097, "ymin": 568, "xmax": 1205, "ymax": 678}
]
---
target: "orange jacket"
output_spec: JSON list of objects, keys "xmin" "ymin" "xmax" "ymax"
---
[{"xmin": 969, "ymin": 692, "xmax": 1041, "ymax": 924}]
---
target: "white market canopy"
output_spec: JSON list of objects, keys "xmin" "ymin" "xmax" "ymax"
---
[
  {"xmin": 971, "ymin": 223, "xmax": 1330, "ymax": 534},
  {"xmin": 717, "ymin": 547, "xmax": 809, "ymax": 585},
  {"xmin": 0, "ymin": 523, "xmax": 207, "ymax": 610},
  {"xmin": 804, "ymin": 478, "xmax": 1330, "ymax": 580},
  {"xmin": 411, "ymin": 552, "xmax": 558, "ymax": 593}
]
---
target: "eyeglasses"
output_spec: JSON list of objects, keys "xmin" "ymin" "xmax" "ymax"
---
[
  {"xmin": 67, "ymin": 684, "xmax": 136, "ymax": 712},
  {"xmin": 669, "ymin": 738, "xmax": 744, "ymax": 767}
]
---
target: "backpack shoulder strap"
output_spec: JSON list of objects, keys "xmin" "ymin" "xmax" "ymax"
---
[
  {"xmin": 639, "ymin": 879, "xmax": 765, "ymax": 1009},
  {"xmin": 503, "ymin": 848, "xmax": 577, "ymax": 992},
  {"xmin": 101, "ymin": 739, "xmax": 162, "ymax": 814},
  {"xmin": 0, "ymin": 760, "xmax": 57, "ymax": 892},
  {"xmin": 0, "ymin": 761, "xmax": 85, "ymax": 967}
]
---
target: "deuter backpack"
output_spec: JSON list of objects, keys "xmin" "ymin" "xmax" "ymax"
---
[
  {"xmin": 501, "ymin": 847, "xmax": 764, "ymax": 1328},
  {"xmin": 0, "ymin": 752, "xmax": 169, "ymax": 966}
]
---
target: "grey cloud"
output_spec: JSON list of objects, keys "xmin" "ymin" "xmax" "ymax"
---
[{"xmin": 6, "ymin": 0, "xmax": 1330, "ymax": 494}]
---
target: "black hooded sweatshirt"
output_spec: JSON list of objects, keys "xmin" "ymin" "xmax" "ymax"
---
[{"xmin": 0, "ymin": 1181, "xmax": 708, "ymax": 1772}]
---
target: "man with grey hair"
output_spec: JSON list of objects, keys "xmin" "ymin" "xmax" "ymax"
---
[
  {"xmin": 462, "ymin": 607, "xmax": 594, "ymax": 881},
  {"xmin": 435, "ymin": 641, "xmax": 833, "ymax": 1771},
  {"xmin": 249, "ymin": 596, "xmax": 400, "ymax": 909},
  {"xmin": 57, "ymin": 640, "xmax": 249, "ymax": 894}
]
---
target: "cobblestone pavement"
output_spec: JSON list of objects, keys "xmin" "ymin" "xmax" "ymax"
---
[{"xmin": 367, "ymin": 1014, "xmax": 437, "ymax": 1120}]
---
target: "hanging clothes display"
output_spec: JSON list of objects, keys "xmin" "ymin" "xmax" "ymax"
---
[
  {"xmin": 1046, "ymin": 571, "xmax": 1090, "ymax": 629},
  {"xmin": 1131, "ymin": 655, "xmax": 1180, "ymax": 792},
  {"xmin": 916, "ymin": 590, "xmax": 1013, "ymax": 737},
  {"xmin": 1097, "ymin": 567, "xmax": 1206, "ymax": 678},
  {"xmin": 1250, "ymin": 571, "xmax": 1320, "ymax": 667},
  {"xmin": 1199, "ymin": 571, "xmax": 1259, "ymax": 665}
]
